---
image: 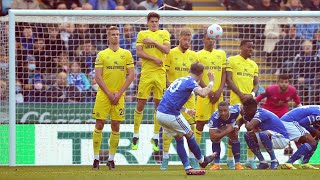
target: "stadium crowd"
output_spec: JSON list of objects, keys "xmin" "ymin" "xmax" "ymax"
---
[{"xmin": 0, "ymin": 0, "xmax": 319, "ymax": 105}]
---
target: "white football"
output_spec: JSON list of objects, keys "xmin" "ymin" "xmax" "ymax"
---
[{"xmin": 207, "ymin": 24, "xmax": 223, "ymax": 39}]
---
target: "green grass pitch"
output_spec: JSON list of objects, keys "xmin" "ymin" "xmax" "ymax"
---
[{"xmin": 1, "ymin": 165, "xmax": 320, "ymax": 180}]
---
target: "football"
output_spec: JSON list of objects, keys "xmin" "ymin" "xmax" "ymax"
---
[{"xmin": 207, "ymin": 24, "xmax": 223, "ymax": 39}]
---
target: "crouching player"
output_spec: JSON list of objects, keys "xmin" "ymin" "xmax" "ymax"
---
[
  {"xmin": 208, "ymin": 101, "xmax": 245, "ymax": 170},
  {"xmin": 238, "ymin": 98, "xmax": 290, "ymax": 169},
  {"xmin": 281, "ymin": 105, "xmax": 320, "ymax": 170}
]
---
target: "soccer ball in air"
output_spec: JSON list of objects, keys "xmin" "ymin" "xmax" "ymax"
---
[{"xmin": 207, "ymin": 24, "xmax": 223, "ymax": 39}]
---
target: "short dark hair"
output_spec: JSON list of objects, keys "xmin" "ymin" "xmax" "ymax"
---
[
  {"xmin": 240, "ymin": 40, "xmax": 253, "ymax": 47},
  {"xmin": 147, "ymin": 12, "xmax": 160, "ymax": 21},
  {"xmin": 278, "ymin": 74, "xmax": 291, "ymax": 80},
  {"xmin": 242, "ymin": 98, "xmax": 258, "ymax": 109},
  {"xmin": 190, "ymin": 62, "xmax": 204, "ymax": 76},
  {"xmin": 218, "ymin": 101, "xmax": 229, "ymax": 107}
]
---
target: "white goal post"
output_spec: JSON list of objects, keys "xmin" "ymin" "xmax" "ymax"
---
[{"xmin": 3, "ymin": 10, "xmax": 320, "ymax": 166}]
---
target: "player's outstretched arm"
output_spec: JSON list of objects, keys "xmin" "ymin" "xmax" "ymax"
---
[{"xmin": 194, "ymin": 71, "xmax": 214, "ymax": 98}]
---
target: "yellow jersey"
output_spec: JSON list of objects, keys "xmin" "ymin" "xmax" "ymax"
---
[
  {"xmin": 197, "ymin": 49, "xmax": 226, "ymax": 91},
  {"xmin": 136, "ymin": 29, "xmax": 170, "ymax": 73},
  {"xmin": 95, "ymin": 48, "xmax": 134, "ymax": 93},
  {"xmin": 165, "ymin": 47, "xmax": 198, "ymax": 82},
  {"xmin": 226, "ymin": 55, "xmax": 259, "ymax": 102}
]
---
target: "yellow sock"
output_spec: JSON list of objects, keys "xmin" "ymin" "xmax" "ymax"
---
[
  {"xmin": 227, "ymin": 144, "xmax": 233, "ymax": 159},
  {"xmin": 163, "ymin": 132, "xmax": 172, "ymax": 153},
  {"xmin": 133, "ymin": 109, "xmax": 143, "ymax": 134},
  {"xmin": 153, "ymin": 111, "xmax": 161, "ymax": 134},
  {"xmin": 109, "ymin": 131, "xmax": 120, "ymax": 155},
  {"xmin": 194, "ymin": 128, "xmax": 202, "ymax": 145},
  {"xmin": 247, "ymin": 146, "xmax": 255, "ymax": 159},
  {"xmin": 93, "ymin": 128, "xmax": 102, "ymax": 155}
]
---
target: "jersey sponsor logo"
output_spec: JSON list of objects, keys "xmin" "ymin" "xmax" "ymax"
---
[
  {"xmin": 120, "ymin": 54, "xmax": 126, "ymax": 59},
  {"xmin": 174, "ymin": 67, "xmax": 190, "ymax": 72},
  {"xmin": 236, "ymin": 71, "xmax": 254, "ymax": 78},
  {"xmin": 145, "ymin": 44, "xmax": 155, "ymax": 49},
  {"xmin": 205, "ymin": 65, "xmax": 221, "ymax": 71}
]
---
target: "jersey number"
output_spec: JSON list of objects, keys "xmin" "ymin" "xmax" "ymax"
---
[{"xmin": 168, "ymin": 79, "xmax": 182, "ymax": 93}]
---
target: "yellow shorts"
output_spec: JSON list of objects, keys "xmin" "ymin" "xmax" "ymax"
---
[
  {"xmin": 181, "ymin": 94, "xmax": 196, "ymax": 125},
  {"xmin": 195, "ymin": 95, "xmax": 223, "ymax": 121},
  {"xmin": 92, "ymin": 94, "xmax": 125, "ymax": 121},
  {"xmin": 137, "ymin": 71, "xmax": 166, "ymax": 100}
]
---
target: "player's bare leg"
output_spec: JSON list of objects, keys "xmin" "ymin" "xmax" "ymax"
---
[
  {"xmin": 92, "ymin": 119, "xmax": 105, "ymax": 170},
  {"xmin": 132, "ymin": 98, "xmax": 147, "ymax": 150}
]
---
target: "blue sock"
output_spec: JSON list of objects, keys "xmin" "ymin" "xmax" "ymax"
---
[
  {"xmin": 258, "ymin": 132, "xmax": 276, "ymax": 161},
  {"xmin": 187, "ymin": 133, "xmax": 202, "ymax": 160},
  {"xmin": 231, "ymin": 141, "xmax": 241, "ymax": 163},
  {"xmin": 302, "ymin": 142, "xmax": 318, "ymax": 164},
  {"xmin": 244, "ymin": 133, "xmax": 265, "ymax": 162},
  {"xmin": 176, "ymin": 137, "xmax": 190, "ymax": 169},
  {"xmin": 212, "ymin": 141, "xmax": 221, "ymax": 164},
  {"xmin": 288, "ymin": 143, "xmax": 314, "ymax": 164}
]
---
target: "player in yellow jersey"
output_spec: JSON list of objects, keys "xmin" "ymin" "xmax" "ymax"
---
[
  {"xmin": 160, "ymin": 29, "xmax": 199, "ymax": 170},
  {"xmin": 92, "ymin": 26, "xmax": 135, "ymax": 171},
  {"xmin": 226, "ymin": 39, "xmax": 259, "ymax": 169},
  {"xmin": 194, "ymin": 32, "xmax": 227, "ymax": 160},
  {"xmin": 131, "ymin": 12, "xmax": 170, "ymax": 152}
]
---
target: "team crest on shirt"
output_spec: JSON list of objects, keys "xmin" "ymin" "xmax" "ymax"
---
[
  {"xmin": 120, "ymin": 54, "xmax": 125, "ymax": 59},
  {"xmin": 211, "ymin": 61, "xmax": 215, "ymax": 65},
  {"xmin": 189, "ymin": 57, "xmax": 194, "ymax": 62},
  {"xmin": 244, "ymin": 68, "xmax": 248, "ymax": 72},
  {"xmin": 182, "ymin": 62, "xmax": 186, "ymax": 67},
  {"xmin": 159, "ymin": 34, "xmax": 164, "ymax": 38},
  {"xmin": 216, "ymin": 55, "xmax": 221, "ymax": 59},
  {"xmin": 96, "ymin": 112, "xmax": 100, "ymax": 118}
]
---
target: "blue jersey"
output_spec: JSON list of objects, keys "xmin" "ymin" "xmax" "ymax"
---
[
  {"xmin": 244, "ymin": 108, "xmax": 289, "ymax": 139},
  {"xmin": 158, "ymin": 76, "xmax": 198, "ymax": 116},
  {"xmin": 281, "ymin": 105, "xmax": 320, "ymax": 132},
  {"xmin": 208, "ymin": 104, "xmax": 241, "ymax": 129}
]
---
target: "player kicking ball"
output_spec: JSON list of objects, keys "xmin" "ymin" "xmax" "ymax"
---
[
  {"xmin": 208, "ymin": 102, "xmax": 245, "ymax": 170},
  {"xmin": 156, "ymin": 62, "xmax": 216, "ymax": 175},
  {"xmin": 238, "ymin": 98, "xmax": 290, "ymax": 170}
]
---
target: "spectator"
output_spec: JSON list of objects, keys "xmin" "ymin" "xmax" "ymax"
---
[
  {"xmin": 68, "ymin": 0, "xmax": 82, "ymax": 9},
  {"xmin": 68, "ymin": 62, "xmax": 90, "ymax": 92},
  {"xmin": 76, "ymin": 39, "xmax": 97, "ymax": 73},
  {"xmin": 82, "ymin": 70, "xmax": 98, "ymax": 102},
  {"xmin": 16, "ymin": 80, "xmax": 24, "ymax": 103},
  {"xmin": 0, "ymin": 55, "xmax": 8, "ymax": 78},
  {"xmin": 164, "ymin": 0, "xmax": 192, "ymax": 10},
  {"xmin": 19, "ymin": 26, "xmax": 35, "ymax": 54},
  {"xmin": 1, "ymin": 0, "xmax": 12, "ymax": 16},
  {"xmin": 120, "ymin": 24, "xmax": 137, "ymax": 62},
  {"xmin": 56, "ymin": 51, "xmax": 70, "ymax": 73},
  {"xmin": 296, "ymin": 23, "xmax": 320, "ymax": 40},
  {"xmin": 272, "ymin": 25, "xmax": 303, "ymax": 75},
  {"xmin": 263, "ymin": 18, "xmax": 285, "ymax": 54},
  {"xmin": 88, "ymin": 0, "xmax": 117, "ymax": 10},
  {"xmin": 68, "ymin": 24, "xmax": 95, "ymax": 55},
  {"xmin": 46, "ymin": 72, "xmax": 81, "ymax": 102},
  {"xmin": 55, "ymin": 1, "xmax": 68, "ymax": 9},
  {"xmin": 308, "ymin": 0, "xmax": 320, "ymax": 10},
  {"xmin": 59, "ymin": 23, "xmax": 75, "ymax": 51},
  {"xmin": 139, "ymin": 0, "xmax": 159, "ymax": 10},
  {"xmin": 30, "ymin": 38, "xmax": 49, "ymax": 72},
  {"xmin": 229, "ymin": 0, "xmax": 257, "ymax": 10},
  {"xmin": 312, "ymin": 29, "xmax": 320, "ymax": 56},
  {"xmin": 39, "ymin": 0, "xmax": 55, "ymax": 9},
  {"xmin": 293, "ymin": 40, "xmax": 320, "ymax": 85},
  {"xmin": 44, "ymin": 24, "xmax": 65, "ymax": 58},
  {"xmin": 256, "ymin": 0, "xmax": 279, "ymax": 10},
  {"xmin": 82, "ymin": 3, "xmax": 93, "ymax": 10},
  {"xmin": 11, "ymin": 0, "xmax": 40, "ymax": 9},
  {"xmin": 123, "ymin": 0, "xmax": 138, "ymax": 10},
  {"xmin": 0, "ymin": 79, "xmax": 7, "ymax": 101},
  {"xmin": 283, "ymin": 0, "xmax": 303, "ymax": 10}
]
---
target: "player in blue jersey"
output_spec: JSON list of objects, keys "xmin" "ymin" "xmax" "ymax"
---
[
  {"xmin": 208, "ymin": 101, "xmax": 245, "ymax": 170},
  {"xmin": 238, "ymin": 98, "xmax": 290, "ymax": 170},
  {"xmin": 156, "ymin": 62, "xmax": 216, "ymax": 175},
  {"xmin": 280, "ymin": 105, "xmax": 320, "ymax": 170}
]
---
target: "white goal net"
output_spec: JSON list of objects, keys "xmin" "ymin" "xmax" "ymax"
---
[{"xmin": 1, "ymin": 10, "xmax": 320, "ymax": 166}]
